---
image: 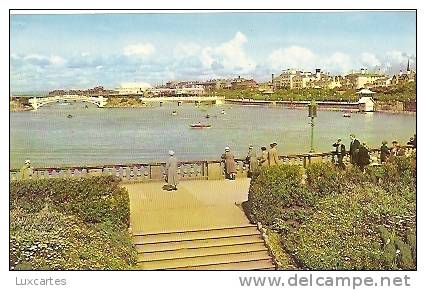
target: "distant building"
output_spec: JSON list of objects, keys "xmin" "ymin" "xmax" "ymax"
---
[
  {"xmin": 230, "ymin": 76, "xmax": 258, "ymax": 90},
  {"xmin": 273, "ymin": 68, "xmax": 341, "ymax": 90},
  {"xmin": 357, "ymin": 88, "xmax": 376, "ymax": 112},
  {"xmin": 116, "ymin": 82, "xmax": 153, "ymax": 95},
  {"xmin": 48, "ymin": 86, "xmax": 117, "ymax": 96},
  {"xmin": 391, "ymin": 60, "xmax": 416, "ymax": 85},
  {"xmin": 345, "ymin": 68, "xmax": 387, "ymax": 89},
  {"xmin": 273, "ymin": 69, "xmax": 298, "ymax": 89}
]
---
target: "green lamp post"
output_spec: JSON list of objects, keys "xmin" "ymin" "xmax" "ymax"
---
[{"xmin": 308, "ymin": 99, "xmax": 317, "ymax": 153}]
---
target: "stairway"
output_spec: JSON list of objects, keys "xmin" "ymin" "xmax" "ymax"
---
[{"xmin": 134, "ymin": 224, "xmax": 276, "ymax": 270}]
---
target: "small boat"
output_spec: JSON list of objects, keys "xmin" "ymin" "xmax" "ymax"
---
[
  {"xmin": 67, "ymin": 114, "xmax": 73, "ymax": 118},
  {"xmin": 221, "ymin": 110, "xmax": 226, "ymax": 115},
  {"xmin": 205, "ymin": 114, "xmax": 210, "ymax": 119},
  {"xmin": 171, "ymin": 110, "xmax": 178, "ymax": 116},
  {"xmin": 190, "ymin": 123, "xmax": 211, "ymax": 129},
  {"xmin": 343, "ymin": 113, "xmax": 351, "ymax": 118}
]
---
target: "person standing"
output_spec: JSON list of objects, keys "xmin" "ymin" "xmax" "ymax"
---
[
  {"xmin": 259, "ymin": 146, "xmax": 268, "ymax": 167},
  {"xmin": 332, "ymin": 139, "xmax": 346, "ymax": 169},
  {"xmin": 407, "ymin": 134, "xmax": 416, "ymax": 149},
  {"xmin": 380, "ymin": 141, "xmax": 390, "ymax": 163},
  {"xmin": 390, "ymin": 141, "xmax": 399, "ymax": 157},
  {"xmin": 246, "ymin": 145, "xmax": 258, "ymax": 177},
  {"xmin": 349, "ymin": 134, "xmax": 361, "ymax": 165},
  {"xmin": 165, "ymin": 150, "xmax": 179, "ymax": 190},
  {"xmin": 268, "ymin": 142, "xmax": 280, "ymax": 166},
  {"xmin": 19, "ymin": 159, "xmax": 32, "ymax": 180},
  {"xmin": 357, "ymin": 142, "xmax": 370, "ymax": 171},
  {"xmin": 222, "ymin": 147, "xmax": 237, "ymax": 180}
]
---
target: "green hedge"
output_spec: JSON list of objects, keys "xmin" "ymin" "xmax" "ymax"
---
[
  {"xmin": 247, "ymin": 156, "xmax": 416, "ymax": 270},
  {"xmin": 10, "ymin": 176, "xmax": 136, "ymax": 270},
  {"xmin": 10, "ymin": 176, "xmax": 130, "ymax": 226}
]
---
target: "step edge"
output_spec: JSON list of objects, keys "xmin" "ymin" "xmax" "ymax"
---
[
  {"xmin": 133, "ymin": 224, "xmax": 257, "ymax": 236},
  {"xmin": 137, "ymin": 249, "xmax": 270, "ymax": 264},
  {"xmin": 137, "ymin": 240, "xmax": 265, "ymax": 254},
  {"xmin": 140, "ymin": 257, "xmax": 273, "ymax": 270},
  {"xmin": 134, "ymin": 232, "xmax": 261, "ymax": 245},
  {"xmin": 138, "ymin": 246, "xmax": 269, "ymax": 262}
]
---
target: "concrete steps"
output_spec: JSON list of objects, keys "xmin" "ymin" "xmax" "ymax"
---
[{"xmin": 134, "ymin": 224, "xmax": 275, "ymax": 270}]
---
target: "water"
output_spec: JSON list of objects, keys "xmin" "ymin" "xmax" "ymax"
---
[{"xmin": 10, "ymin": 102, "xmax": 416, "ymax": 168}]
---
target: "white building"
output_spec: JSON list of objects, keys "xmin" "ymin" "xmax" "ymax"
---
[
  {"xmin": 116, "ymin": 82, "xmax": 153, "ymax": 95},
  {"xmin": 357, "ymin": 89, "xmax": 376, "ymax": 112}
]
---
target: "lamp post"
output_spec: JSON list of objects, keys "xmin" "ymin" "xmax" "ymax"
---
[{"xmin": 308, "ymin": 99, "xmax": 317, "ymax": 153}]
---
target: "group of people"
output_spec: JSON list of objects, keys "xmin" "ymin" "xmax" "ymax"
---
[
  {"xmin": 332, "ymin": 133, "xmax": 416, "ymax": 171},
  {"xmin": 222, "ymin": 142, "xmax": 281, "ymax": 180}
]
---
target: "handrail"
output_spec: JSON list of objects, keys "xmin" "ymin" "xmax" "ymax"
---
[{"xmin": 10, "ymin": 145, "xmax": 414, "ymax": 174}]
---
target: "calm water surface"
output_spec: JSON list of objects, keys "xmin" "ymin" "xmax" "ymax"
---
[{"xmin": 10, "ymin": 102, "xmax": 416, "ymax": 168}]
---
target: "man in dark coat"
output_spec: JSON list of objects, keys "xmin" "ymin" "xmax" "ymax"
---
[
  {"xmin": 380, "ymin": 141, "xmax": 390, "ymax": 163},
  {"xmin": 246, "ymin": 145, "xmax": 258, "ymax": 177},
  {"xmin": 332, "ymin": 139, "xmax": 346, "ymax": 169},
  {"xmin": 222, "ymin": 147, "xmax": 237, "ymax": 180},
  {"xmin": 407, "ymin": 134, "xmax": 416, "ymax": 149},
  {"xmin": 259, "ymin": 146, "xmax": 268, "ymax": 167},
  {"xmin": 349, "ymin": 134, "xmax": 361, "ymax": 165},
  {"xmin": 357, "ymin": 142, "xmax": 370, "ymax": 171}
]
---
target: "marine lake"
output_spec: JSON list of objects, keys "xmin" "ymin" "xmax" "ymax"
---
[{"xmin": 10, "ymin": 102, "xmax": 416, "ymax": 168}]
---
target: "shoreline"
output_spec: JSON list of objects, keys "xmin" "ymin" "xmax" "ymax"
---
[
  {"xmin": 10, "ymin": 100, "xmax": 416, "ymax": 115},
  {"xmin": 224, "ymin": 99, "xmax": 416, "ymax": 115}
]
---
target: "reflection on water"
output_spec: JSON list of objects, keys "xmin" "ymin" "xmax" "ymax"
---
[{"xmin": 10, "ymin": 102, "xmax": 416, "ymax": 168}]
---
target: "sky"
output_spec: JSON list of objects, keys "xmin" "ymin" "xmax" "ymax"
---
[{"xmin": 10, "ymin": 11, "xmax": 416, "ymax": 92}]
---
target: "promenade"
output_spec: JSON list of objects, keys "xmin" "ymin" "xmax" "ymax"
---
[
  {"xmin": 125, "ymin": 178, "xmax": 277, "ymax": 270},
  {"xmin": 125, "ymin": 178, "xmax": 251, "ymax": 233}
]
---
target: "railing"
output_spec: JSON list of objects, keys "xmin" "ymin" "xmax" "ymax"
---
[{"xmin": 9, "ymin": 146, "xmax": 415, "ymax": 182}]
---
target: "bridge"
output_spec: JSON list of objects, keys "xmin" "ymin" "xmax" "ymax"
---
[
  {"xmin": 139, "ymin": 95, "xmax": 225, "ymax": 105},
  {"xmin": 28, "ymin": 95, "xmax": 108, "ymax": 110}
]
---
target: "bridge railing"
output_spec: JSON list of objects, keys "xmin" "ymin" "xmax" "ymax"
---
[{"xmin": 10, "ymin": 146, "xmax": 414, "ymax": 182}]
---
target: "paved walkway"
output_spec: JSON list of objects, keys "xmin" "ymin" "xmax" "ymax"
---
[{"xmin": 124, "ymin": 179, "xmax": 251, "ymax": 233}]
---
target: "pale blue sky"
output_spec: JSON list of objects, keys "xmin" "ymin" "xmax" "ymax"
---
[{"xmin": 10, "ymin": 11, "xmax": 416, "ymax": 92}]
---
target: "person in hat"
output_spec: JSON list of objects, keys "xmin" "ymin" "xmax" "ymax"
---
[
  {"xmin": 259, "ymin": 146, "xmax": 268, "ymax": 167},
  {"xmin": 20, "ymin": 159, "xmax": 32, "ymax": 180},
  {"xmin": 380, "ymin": 141, "xmax": 390, "ymax": 163},
  {"xmin": 268, "ymin": 142, "xmax": 280, "ymax": 166},
  {"xmin": 332, "ymin": 138, "xmax": 346, "ymax": 169},
  {"xmin": 407, "ymin": 134, "xmax": 416, "ymax": 149},
  {"xmin": 357, "ymin": 142, "xmax": 370, "ymax": 171},
  {"xmin": 222, "ymin": 146, "xmax": 236, "ymax": 180},
  {"xmin": 349, "ymin": 134, "xmax": 360, "ymax": 165},
  {"xmin": 246, "ymin": 145, "xmax": 258, "ymax": 177},
  {"xmin": 390, "ymin": 140, "xmax": 400, "ymax": 157},
  {"xmin": 165, "ymin": 150, "xmax": 178, "ymax": 190}
]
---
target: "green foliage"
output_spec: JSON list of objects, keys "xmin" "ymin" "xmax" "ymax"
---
[
  {"xmin": 10, "ymin": 176, "xmax": 130, "ymax": 226},
  {"xmin": 248, "ymin": 165, "xmax": 307, "ymax": 225},
  {"xmin": 10, "ymin": 176, "xmax": 136, "ymax": 270},
  {"xmin": 10, "ymin": 206, "xmax": 136, "ymax": 270},
  {"xmin": 248, "ymin": 156, "xmax": 416, "ymax": 270},
  {"xmin": 218, "ymin": 81, "xmax": 415, "ymax": 103}
]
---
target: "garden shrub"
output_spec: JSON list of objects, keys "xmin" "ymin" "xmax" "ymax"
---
[
  {"xmin": 10, "ymin": 176, "xmax": 136, "ymax": 270},
  {"xmin": 248, "ymin": 165, "xmax": 307, "ymax": 225},
  {"xmin": 247, "ymin": 156, "xmax": 416, "ymax": 270},
  {"xmin": 10, "ymin": 206, "xmax": 136, "ymax": 270},
  {"xmin": 10, "ymin": 176, "xmax": 130, "ymax": 226}
]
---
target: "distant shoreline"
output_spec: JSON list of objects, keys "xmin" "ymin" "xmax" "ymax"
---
[{"xmin": 10, "ymin": 98, "xmax": 416, "ymax": 115}]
